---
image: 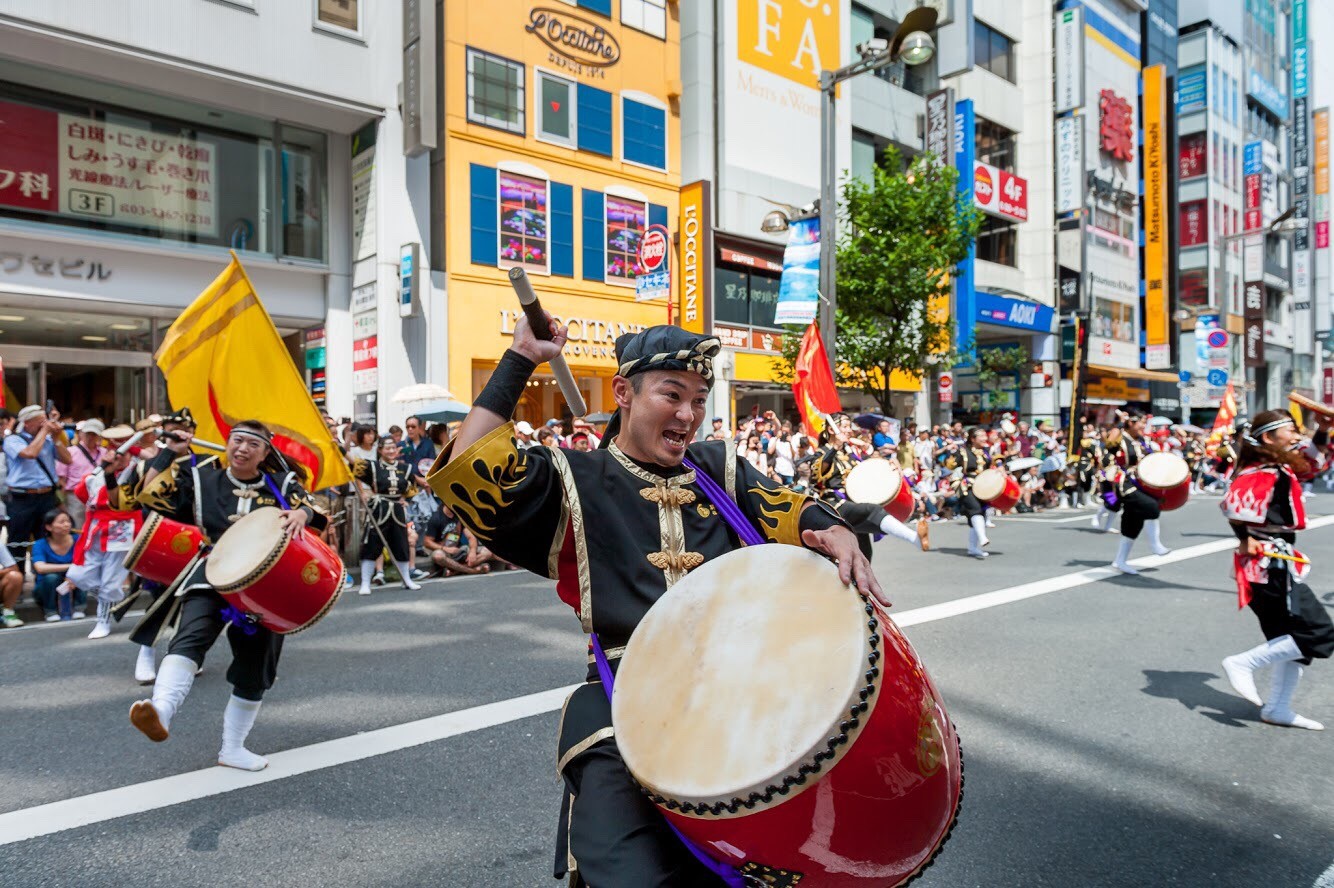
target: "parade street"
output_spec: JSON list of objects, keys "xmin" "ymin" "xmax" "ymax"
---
[{"xmin": 3, "ymin": 495, "xmax": 1332, "ymax": 888}]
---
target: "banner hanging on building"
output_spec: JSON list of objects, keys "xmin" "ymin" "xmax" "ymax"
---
[
  {"xmin": 1142, "ymin": 65, "xmax": 1170, "ymax": 369},
  {"xmin": 773, "ymin": 216, "xmax": 821, "ymax": 326}
]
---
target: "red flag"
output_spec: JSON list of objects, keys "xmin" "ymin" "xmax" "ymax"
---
[
  {"xmin": 1211, "ymin": 382, "xmax": 1237, "ymax": 439},
  {"xmin": 793, "ymin": 322, "xmax": 841, "ymax": 435}
]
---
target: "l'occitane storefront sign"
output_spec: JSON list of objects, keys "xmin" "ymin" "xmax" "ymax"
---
[{"xmin": 498, "ymin": 308, "xmax": 647, "ymax": 361}]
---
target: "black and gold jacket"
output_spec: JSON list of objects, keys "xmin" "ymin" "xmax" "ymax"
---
[
  {"xmin": 351, "ymin": 458, "xmax": 416, "ymax": 500},
  {"xmin": 139, "ymin": 455, "xmax": 327, "ymax": 544},
  {"xmin": 427, "ymin": 425, "xmax": 846, "ymax": 777},
  {"xmin": 812, "ymin": 444, "xmax": 855, "ymax": 497}
]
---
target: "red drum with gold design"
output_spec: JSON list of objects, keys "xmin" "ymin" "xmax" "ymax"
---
[
  {"xmin": 204, "ymin": 508, "xmax": 345, "ymax": 635},
  {"xmin": 971, "ymin": 468, "xmax": 1021, "ymax": 513},
  {"xmin": 613, "ymin": 547, "xmax": 962, "ymax": 887},
  {"xmin": 123, "ymin": 512, "xmax": 206, "ymax": 585},
  {"xmin": 844, "ymin": 457, "xmax": 915, "ymax": 523},
  {"xmin": 1136, "ymin": 452, "xmax": 1191, "ymax": 511}
]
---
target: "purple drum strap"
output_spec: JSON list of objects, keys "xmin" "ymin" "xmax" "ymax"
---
[
  {"xmin": 588, "ymin": 631, "xmax": 746, "ymax": 888},
  {"xmin": 682, "ymin": 455, "xmax": 765, "ymax": 547},
  {"xmin": 263, "ymin": 475, "xmax": 290, "ymax": 510}
]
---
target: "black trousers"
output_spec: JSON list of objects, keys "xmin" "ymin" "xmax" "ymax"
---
[
  {"xmin": 561, "ymin": 740, "xmax": 727, "ymax": 888},
  {"xmin": 959, "ymin": 492, "xmax": 986, "ymax": 520},
  {"xmin": 167, "ymin": 588, "xmax": 283, "ymax": 701},
  {"xmin": 360, "ymin": 501, "xmax": 410, "ymax": 562},
  {"xmin": 1118, "ymin": 489, "xmax": 1160, "ymax": 540},
  {"xmin": 7, "ymin": 490, "xmax": 56, "ymax": 564}
]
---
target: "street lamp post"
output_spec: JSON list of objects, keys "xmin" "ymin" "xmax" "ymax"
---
[{"xmin": 813, "ymin": 7, "xmax": 937, "ymax": 363}]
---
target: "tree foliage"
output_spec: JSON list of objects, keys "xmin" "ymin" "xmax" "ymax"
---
[{"xmin": 775, "ymin": 147, "xmax": 981, "ymax": 415}]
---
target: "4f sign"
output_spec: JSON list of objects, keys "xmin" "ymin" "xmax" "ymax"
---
[{"xmin": 738, "ymin": 0, "xmax": 840, "ymax": 89}]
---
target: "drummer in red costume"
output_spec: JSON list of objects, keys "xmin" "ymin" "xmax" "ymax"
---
[
  {"xmin": 427, "ymin": 317, "xmax": 880, "ymax": 887},
  {"xmin": 128, "ymin": 420, "xmax": 327, "ymax": 770},
  {"xmin": 1220, "ymin": 409, "xmax": 1333, "ymax": 730},
  {"xmin": 64, "ymin": 447, "xmax": 143, "ymax": 640}
]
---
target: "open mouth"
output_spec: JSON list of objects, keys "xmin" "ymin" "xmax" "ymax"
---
[{"xmin": 662, "ymin": 430, "xmax": 687, "ymax": 452}]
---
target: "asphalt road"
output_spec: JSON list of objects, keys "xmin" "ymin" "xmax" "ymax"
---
[{"xmin": 2, "ymin": 494, "xmax": 1332, "ymax": 888}]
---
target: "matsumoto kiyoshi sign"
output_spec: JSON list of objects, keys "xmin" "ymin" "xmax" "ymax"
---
[{"xmin": 526, "ymin": 7, "xmax": 620, "ymax": 76}]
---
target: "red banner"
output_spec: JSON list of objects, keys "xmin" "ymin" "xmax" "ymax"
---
[
  {"xmin": 793, "ymin": 323, "xmax": 841, "ymax": 436},
  {"xmin": 1179, "ymin": 200, "xmax": 1208, "ymax": 247}
]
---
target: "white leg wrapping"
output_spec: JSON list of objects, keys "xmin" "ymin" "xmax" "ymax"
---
[
  {"xmin": 966, "ymin": 523, "xmax": 988, "ymax": 558},
  {"xmin": 1145, "ymin": 519, "xmax": 1170, "ymax": 556},
  {"xmin": 878, "ymin": 514, "xmax": 920, "ymax": 546},
  {"xmin": 87, "ymin": 598, "xmax": 113, "ymax": 639},
  {"xmin": 1111, "ymin": 538, "xmax": 1138, "ymax": 574},
  {"xmin": 149, "ymin": 654, "xmax": 196, "ymax": 731},
  {"xmin": 1222, "ymin": 635, "xmax": 1302, "ymax": 707},
  {"xmin": 969, "ymin": 515, "xmax": 989, "ymax": 548},
  {"xmin": 218, "ymin": 695, "xmax": 269, "ymax": 770},
  {"xmin": 1261, "ymin": 660, "xmax": 1324, "ymax": 730},
  {"xmin": 394, "ymin": 560, "xmax": 422, "ymax": 591},
  {"xmin": 134, "ymin": 644, "xmax": 158, "ymax": 684},
  {"xmin": 359, "ymin": 560, "xmax": 375, "ymax": 596}
]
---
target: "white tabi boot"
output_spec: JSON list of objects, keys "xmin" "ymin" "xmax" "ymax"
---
[
  {"xmin": 1145, "ymin": 519, "xmax": 1171, "ymax": 557},
  {"xmin": 134, "ymin": 644, "xmax": 158, "ymax": 685},
  {"xmin": 1111, "ymin": 538, "xmax": 1138, "ymax": 574},
  {"xmin": 1222, "ymin": 635, "xmax": 1302, "ymax": 707},
  {"xmin": 394, "ymin": 560, "xmax": 422, "ymax": 591},
  {"xmin": 218, "ymin": 695, "xmax": 269, "ymax": 770},
  {"xmin": 1261, "ymin": 660, "xmax": 1324, "ymax": 730},
  {"xmin": 966, "ymin": 522, "xmax": 989, "ymax": 559},
  {"xmin": 359, "ymin": 560, "xmax": 375, "ymax": 596},
  {"xmin": 129, "ymin": 653, "xmax": 196, "ymax": 742},
  {"xmin": 969, "ymin": 515, "xmax": 990, "ymax": 549},
  {"xmin": 86, "ymin": 598, "xmax": 113, "ymax": 639}
]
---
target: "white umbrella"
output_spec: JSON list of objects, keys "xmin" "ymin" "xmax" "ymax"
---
[
  {"xmin": 1007, "ymin": 456, "xmax": 1043, "ymax": 472},
  {"xmin": 1147, "ymin": 416, "xmax": 1173, "ymax": 427},
  {"xmin": 392, "ymin": 383, "xmax": 456, "ymax": 404},
  {"xmin": 1177, "ymin": 423, "xmax": 1206, "ymax": 434},
  {"xmin": 413, "ymin": 397, "xmax": 473, "ymax": 423}
]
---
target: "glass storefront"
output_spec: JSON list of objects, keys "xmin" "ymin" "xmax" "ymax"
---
[{"xmin": 0, "ymin": 62, "xmax": 327, "ymax": 262}]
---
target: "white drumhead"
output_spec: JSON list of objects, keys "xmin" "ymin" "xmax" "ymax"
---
[
  {"xmin": 844, "ymin": 457, "xmax": 903, "ymax": 505},
  {"xmin": 205, "ymin": 508, "xmax": 286, "ymax": 588},
  {"xmin": 971, "ymin": 468, "xmax": 1007, "ymax": 501},
  {"xmin": 612, "ymin": 546, "xmax": 869, "ymax": 806},
  {"xmin": 1138, "ymin": 451, "xmax": 1188, "ymax": 487}
]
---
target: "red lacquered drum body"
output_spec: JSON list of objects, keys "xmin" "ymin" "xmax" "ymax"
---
[
  {"xmin": 123, "ymin": 512, "xmax": 205, "ymax": 585},
  {"xmin": 972, "ymin": 468, "xmax": 1021, "ymax": 513},
  {"xmin": 204, "ymin": 508, "xmax": 345, "ymax": 634},
  {"xmin": 845, "ymin": 458, "xmax": 915, "ymax": 523},
  {"xmin": 1136, "ymin": 452, "xmax": 1190, "ymax": 511},
  {"xmin": 613, "ymin": 548, "xmax": 962, "ymax": 887}
]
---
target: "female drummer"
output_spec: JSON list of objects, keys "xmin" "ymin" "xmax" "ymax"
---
[
  {"xmin": 352, "ymin": 436, "xmax": 422, "ymax": 596},
  {"xmin": 1096, "ymin": 417, "xmax": 1171, "ymax": 574},
  {"xmin": 1220, "ymin": 410, "xmax": 1332, "ymax": 730},
  {"xmin": 947, "ymin": 427, "xmax": 991, "ymax": 559},
  {"xmin": 128, "ymin": 420, "xmax": 326, "ymax": 770}
]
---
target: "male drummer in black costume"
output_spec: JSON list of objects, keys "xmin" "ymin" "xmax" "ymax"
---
[
  {"xmin": 1097, "ymin": 412, "xmax": 1172, "ymax": 574},
  {"xmin": 127, "ymin": 420, "xmax": 326, "ymax": 771},
  {"xmin": 944, "ymin": 427, "xmax": 992, "ymax": 559},
  {"xmin": 428, "ymin": 315, "xmax": 881, "ymax": 887}
]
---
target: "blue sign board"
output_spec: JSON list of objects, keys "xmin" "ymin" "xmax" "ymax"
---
[
  {"xmin": 974, "ymin": 291, "xmax": 1055, "ymax": 333},
  {"xmin": 773, "ymin": 217, "xmax": 821, "ymax": 325},
  {"xmin": 953, "ymin": 100, "xmax": 976, "ymax": 357},
  {"xmin": 1243, "ymin": 141, "xmax": 1263, "ymax": 176},
  {"xmin": 1207, "ymin": 369, "xmax": 1228, "ymax": 386},
  {"xmin": 1294, "ymin": 46, "xmax": 1308, "ymax": 99},
  {"xmin": 1177, "ymin": 66, "xmax": 1206, "ymax": 115},
  {"xmin": 1247, "ymin": 71, "xmax": 1287, "ymax": 120}
]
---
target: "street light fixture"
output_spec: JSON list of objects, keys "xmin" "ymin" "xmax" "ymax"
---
[{"xmin": 815, "ymin": 6, "xmax": 938, "ymax": 361}]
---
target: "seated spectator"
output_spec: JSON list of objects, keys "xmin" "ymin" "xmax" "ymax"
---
[
  {"xmin": 535, "ymin": 427, "xmax": 556, "ymax": 448},
  {"xmin": 32, "ymin": 508, "xmax": 83, "ymax": 621},
  {"xmin": 872, "ymin": 419, "xmax": 896, "ymax": 457},
  {"xmin": 424, "ymin": 505, "xmax": 488, "ymax": 576},
  {"xmin": 1, "ymin": 542, "xmax": 23, "ymax": 628},
  {"xmin": 570, "ymin": 431, "xmax": 593, "ymax": 452},
  {"xmin": 1017, "ymin": 467, "xmax": 1044, "ymax": 513}
]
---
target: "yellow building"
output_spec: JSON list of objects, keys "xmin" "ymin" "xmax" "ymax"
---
[{"xmin": 443, "ymin": 0, "xmax": 679, "ymax": 423}]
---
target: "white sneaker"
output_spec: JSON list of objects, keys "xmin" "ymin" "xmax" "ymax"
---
[
  {"xmin": 87, "ymin": 621, "xmax": 112, "ymax": 639},
  {"xmin": 44, "ymin": 614, "xmax": 61, "ymax": 623},
  {"xmin": 71, "ymin": 610, "xmax": 86, "ymax": 620}
]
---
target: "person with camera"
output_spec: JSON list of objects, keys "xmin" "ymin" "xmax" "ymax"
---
[
  {"xmin": 767, "ymin": 421, "xmax": 797, "ymax": 485},
  {"xmin": 4, "ymin": 404, "xmax": 72, "ymax": 574}
]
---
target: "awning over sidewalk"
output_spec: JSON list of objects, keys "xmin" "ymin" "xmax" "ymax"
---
[{"xmin": 1087, "ymin": 364, "xmax": 1180, "ymax": 384}]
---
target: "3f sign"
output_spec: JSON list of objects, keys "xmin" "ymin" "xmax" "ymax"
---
[
  {"xmin": 754, "ymin": 0, "xmax": 825, "ymax": 76},
  {"xmin": 740, "ymin": 0, "xmax": 838, "ymax": 88}
]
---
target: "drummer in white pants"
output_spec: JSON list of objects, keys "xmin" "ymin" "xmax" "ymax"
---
[{"xmin": 63, "ymin": 451, "xmax": 140, "ymax": 640}]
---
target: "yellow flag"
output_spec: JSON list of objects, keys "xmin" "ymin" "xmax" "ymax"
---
[{"xmin": 156, "ymin": 254, "xmax": 351, "ymax": 490}]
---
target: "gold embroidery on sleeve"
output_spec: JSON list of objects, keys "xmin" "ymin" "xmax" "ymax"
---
[
  {"xmin": 426, "ymin": 424, "xmax": 528, "ymax": 543},
  {"xmin": 546, "ymin": 446, "xmax": 592, "ymax": 633},
  {"xmin": 750, "ymin": 483, "xmax": 805, "ymax": 546}
]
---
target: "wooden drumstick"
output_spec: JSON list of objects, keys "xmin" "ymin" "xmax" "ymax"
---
[{"xmin": 508, "ymin": 268, "xmax": 588, "ymax": 417}]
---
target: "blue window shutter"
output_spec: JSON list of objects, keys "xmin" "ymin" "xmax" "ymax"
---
[
  {"xmin": 649, "ymin": 203, "xmax": 668, "ymax": 230},
  {"xmin": 582, "ymin": 189, "xmax": 604, "ymax": 282},
  {"xmin": 577, "ymin": 84, "xmax": 613, "ymax": 157},
  {"xmin": 470, "ymin": 164, "xmax": 498, "ymax": 266},
  {"xmin": 551, "ymin": 182, "xmax": 574, "ymax": 278},
  {"xmin": 623, "ymin": 99, "xmax": 667, "ymax": 169},
  {"xmin": 577, "ymin": 0, "xmax": 611, "ymax": 17}
]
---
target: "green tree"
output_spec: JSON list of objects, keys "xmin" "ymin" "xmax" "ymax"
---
[{"xmin": 776, "ymin": 146, "xmax": 981, "ymax": 416}]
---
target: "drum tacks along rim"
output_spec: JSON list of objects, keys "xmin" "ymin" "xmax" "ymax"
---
[
  {"xmin": 207, "ymin": 525, "xmax": 348, "ymax": 636},
  {"xmin": 123, "ymin": 512, "xmax": 171, "ymax": 572}
]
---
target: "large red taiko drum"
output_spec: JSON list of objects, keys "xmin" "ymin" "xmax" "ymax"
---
[
  {"xmin": 1136, "ymin": 452, "xmax": 1191, "ymax": 511},
  {"xmin": 971, "ymin": 468, "xmax": 1021, "ymax": 513},
  {"xmin": 612, "ymin": 546, "xmax": 962, "ymax": 887},
  {"xmin": 204, "ymin": 507, "xmax": 345, "ymax": 635}
]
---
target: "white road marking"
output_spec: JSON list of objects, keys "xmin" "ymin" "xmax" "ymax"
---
[
  {"xmin": 1316, "ymin": 859, "xmax": 1334, "ymax": 888},
  {"xmin": 4, "ymin": 514, "xmax": 1332, "ymax": 845}
]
